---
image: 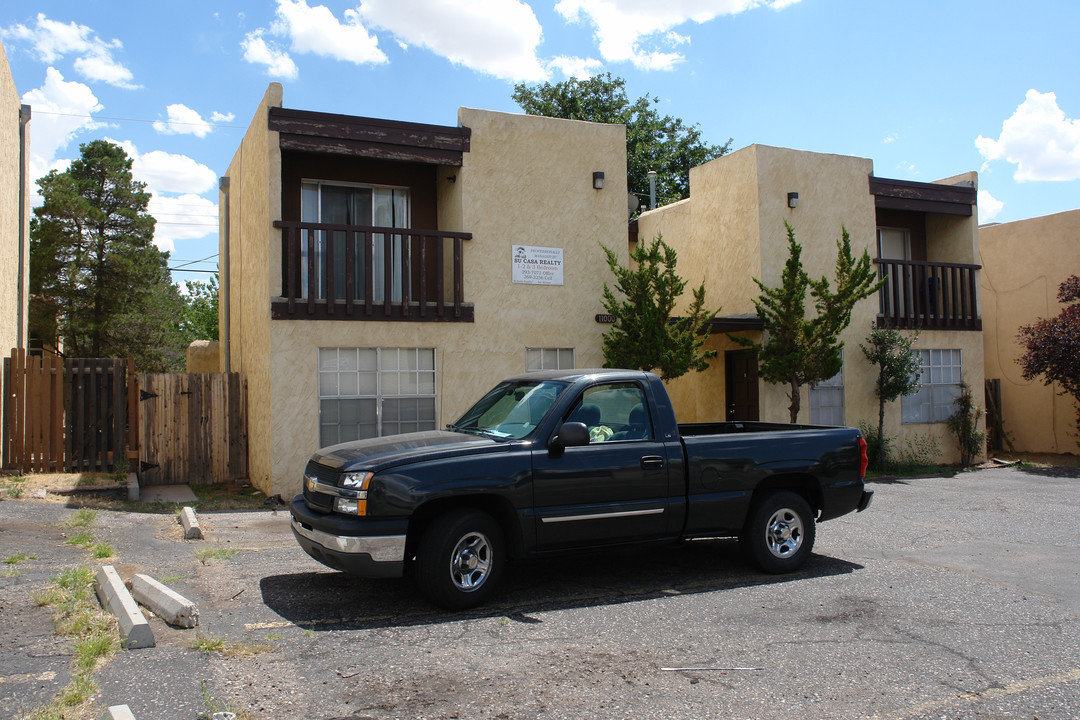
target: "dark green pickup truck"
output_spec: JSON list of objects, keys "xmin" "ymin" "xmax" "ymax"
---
[{"xmin": 291, "ymin": 369, "xmax": 872, "ymax": 608}]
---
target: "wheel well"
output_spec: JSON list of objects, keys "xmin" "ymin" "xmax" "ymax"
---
[
  {"xmin": 405, "ymin": 495, "xmax": 523, "ymax": 561},
  {"xmin": 748, "ymin": 474, "xmax": 822, "ymax": 519}
]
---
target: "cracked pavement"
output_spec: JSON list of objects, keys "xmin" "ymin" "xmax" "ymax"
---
[{"xmin": 0, "ymin": 465, "xmax": 1078, "ymax": 719}]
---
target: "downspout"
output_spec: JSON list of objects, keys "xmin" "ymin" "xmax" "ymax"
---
[
  {"xmin": 219, "ymin": 176, "xmax": 230, "ymax": 373},
  {"xmin": 17, "ymin": 104, "xmax": 30, "ymax": 349}
]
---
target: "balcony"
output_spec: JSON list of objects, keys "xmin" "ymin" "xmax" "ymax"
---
[
  {"xmin": 272, "ymin": 220, "xmax": 473, "ymax": 322},
  {"xmin": 874, "ymin": 258, "xmax": 981, "ymax": 331}
]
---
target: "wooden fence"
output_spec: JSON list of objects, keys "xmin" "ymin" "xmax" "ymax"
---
[
  {"xmin": 137, "ymin": 372, "xmax": 247, "ymax": 486},
  {"xmin": 2, "ymin": 349, "xmax": 134, "ymax": 473}
]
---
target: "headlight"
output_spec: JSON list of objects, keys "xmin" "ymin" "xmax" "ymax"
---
[
  {"xmin": 342, "ymin": 471, "xmax": 373, "ymax": 489},
  {"xmin": 334, "ymin": 494, "xmax": 367, "ymax": 515}
]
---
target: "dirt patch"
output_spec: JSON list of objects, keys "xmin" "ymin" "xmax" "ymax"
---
[{"xmin": 0, "ymin": 472, "xmax": 124, "ymax": 503}]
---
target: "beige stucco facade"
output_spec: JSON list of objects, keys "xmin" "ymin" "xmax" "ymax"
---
[
  {"xmin": 222, "ymin": 86, "xmax": 627, "ymax": 496},
  {"xmin": 639, "ymin": 145, "xmax": 984, "ymax": 464},
  {"xmin": 0, "ymin": 38, "xmax": 30, "ymax": 364},
  {"xmin": 980, "ymin": 209, "xmax": 1080, "ymax": 453}
]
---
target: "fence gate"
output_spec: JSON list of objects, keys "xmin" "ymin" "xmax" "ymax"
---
[
  {"xmin": 137, "ymin": 373, "xmax": 247, "ymax": 486},
  {"xmin": 2, "ymin": 349, "xmax": 133, "ymax": 473}
]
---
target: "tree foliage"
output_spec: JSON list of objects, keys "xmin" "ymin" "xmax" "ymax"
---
[
  {"xmin": 179, "ymin": 275, "xmax": 220, "ymax": 342},
  {"xmin": 744, "ymin": 222, "xmax": 883, "ymax": 423},
  {"xmin": 600, "ymin": 235, "xmax": 718, "ymax": 380},
  {"xmin": 512, "ymin": 73, "xmax": 731, "ymax": 206},
  {"xmin": 1016, "ymin": 275, "xmax": 1080, "ymax": 445},
  {"xmin": 860, "ymin": 326, "xmax": 922, "ymax": 470},
  {"xmin": 29, "ymin": 139, "xmax": 186, "ymax": 371}
]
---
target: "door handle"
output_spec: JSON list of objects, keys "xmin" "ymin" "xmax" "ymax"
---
[{"xmin": 641, "ymin": 455, "xmax": 665, "ymax": 469}]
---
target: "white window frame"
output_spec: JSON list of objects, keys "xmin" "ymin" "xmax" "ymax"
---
[
  {"xmin": 902, "ymin": 349, "xmax": 962, "ymax": 424},
  {"xmin": 526, "ymin": 347, "xmax": 575, "ymax": 372},
  {"xmin": 810, "ymin": 353, "xmax": 845, "ymax": 426},
  {"xmin": 318, "ymin": 347, "xmax": 436, "ymax": 446}
]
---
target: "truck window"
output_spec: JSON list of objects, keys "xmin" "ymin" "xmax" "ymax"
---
[{"xmin": 566, "ymin": 382, "xmax": 653, "ymax": 442}]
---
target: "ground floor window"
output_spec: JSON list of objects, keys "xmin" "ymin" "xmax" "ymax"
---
[
  {"xmin": 526, "ymin": 347, "xmax": 575, "ymax": 371},
  {"xmin": 810, "ymin": 355, "xmax": 845, "ymax": 426},
  {"xmin": 318, "ymin": 347, "xmax": 436, "ymax": 446},
  {"xmin": 902, "ymin": 349, "xmax": 961, "ymax": 424}
]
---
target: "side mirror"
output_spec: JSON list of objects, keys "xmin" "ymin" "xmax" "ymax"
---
[{"xmin": 551, "ymin": 421, "xmax": 589, "ymax": 449}]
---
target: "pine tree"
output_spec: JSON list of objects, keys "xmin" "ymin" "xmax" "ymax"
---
[
  {"xmin": 600, "ymin": 235, "xmax": 717, "ymax": 380},
  {"xmin": 29, "ymin": 140, "xmax": 186, "ymax": 371},
  {"xmin": 746, "ymin": 222, "xmax": 882, "ymax": 423}
]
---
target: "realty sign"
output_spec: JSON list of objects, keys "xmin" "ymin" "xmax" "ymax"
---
[{"xmin": 512, "ymin": 245, "xmax": 564, "ymax": 286}]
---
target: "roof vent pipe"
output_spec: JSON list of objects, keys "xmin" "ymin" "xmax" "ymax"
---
[{"xmin": 647, "ymin": 170, "xmax": 657, "ymax": 210}]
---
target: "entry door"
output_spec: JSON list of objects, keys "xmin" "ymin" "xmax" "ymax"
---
[
  {"xmin": 726, "ymin": 351, "xmax": 759, "ymax": 421},
  {"xmin": 532, "ymin": 381, "xmax": 674, "ymax": 549}
]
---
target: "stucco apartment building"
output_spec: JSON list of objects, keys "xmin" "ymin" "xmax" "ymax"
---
[
  {"xmin": 637, "ymin": 145, "xmax": 984, "ymax": 464},
  {"xmin": 220, "ymin": 84, "xmax": 628, "ymax": 497},
  {"xmin": 980, "ymin": 209, "xmax": 1080, "ymax": 454},
  {"xmin": 0, "ymin": 37, "xmax": 32, "ymax": 384}
]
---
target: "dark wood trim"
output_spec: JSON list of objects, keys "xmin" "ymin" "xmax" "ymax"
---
[
  {"xmin": 869, "ymin": 176, "xmax": 976, "ymax": 216},
  {"xmin": 270, "ymin": 107, "xmax": 470, "ymax": 166},
  {"xmin": 706, "ymin": 315, "xmax": 764, "ymax": 332},
  {"xmin": 271, "ymin": 299, "xmax": 474, "ymax": 323}
]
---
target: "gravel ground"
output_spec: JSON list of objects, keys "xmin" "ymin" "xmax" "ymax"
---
[{"xmin": 1, "ymin": 464, "xmax": 1078, "ymax": 719}]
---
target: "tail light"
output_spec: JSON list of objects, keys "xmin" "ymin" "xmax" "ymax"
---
[{"xmin": 858, "ymin": 436, "xmax": 868, "ymax": 479}]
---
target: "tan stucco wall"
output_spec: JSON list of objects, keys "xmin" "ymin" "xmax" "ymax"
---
[
  {"xmin": 980, "ymin": 209, "xmax": 1080, "ymax": 453},
  {"xmin": 220, "ymin": 83, "xmax": 282, "ymax": 491},
  {"xmin": 252, "ymin": 106, "xmax": 628, "ymax": 496},
  {"xmin": 185, "ymin": 341, "xmax": 221, "ymax": 373},
  {"xmin": 637, "ymin": 145, "xmax": 983, "ymax": 464},
  {"xmin": 0, "ymin": 38, "xmax": 29, "ymax": 362}
]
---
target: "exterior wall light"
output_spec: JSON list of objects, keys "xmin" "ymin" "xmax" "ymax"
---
[
  {"xmin": 593, "ymin": 171, "xmax": 605, "ymax": 189},
  {"xmin": 787, "ymin": 191, "xmax": 799, "ymax": 208}
]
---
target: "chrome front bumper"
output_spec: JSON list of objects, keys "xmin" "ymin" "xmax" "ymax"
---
[{"xmin": 291, "ymin": 517, "xmax": 406, "ymax": 563}]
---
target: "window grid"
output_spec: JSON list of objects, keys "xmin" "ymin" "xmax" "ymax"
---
[
  {"xmin": 902, "ymin": 349, "xmax": 962, "ymax": 424},
  {"xmin": 526, "ymin": 347, "xmax": 575, "ymax": 372},
  {"xmin": 810, "ymin": 356, "xmax": 845, "ymax": 426},
  {"xmin": 318, "ymin": 347, "xmax": 436, "ymax": 446}
]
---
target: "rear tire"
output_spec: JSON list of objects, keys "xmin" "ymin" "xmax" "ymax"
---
[
  {"xmin": 416, "ymin": 509, "xmax": 504, "ymax": 610},
  {"xmin": 741, "ymin": 491, "xmax": 815, "ymax": 574}
]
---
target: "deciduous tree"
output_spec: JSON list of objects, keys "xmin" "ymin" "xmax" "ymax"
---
[
  {"xmin": 600, "ymin": 235, "xmax": 717, "ymax": 380},
  {"xmin": 29, "ymin": 140, "xmax": 186, "ymax": 371},
  {"xmin": 744, "ymin": 222, "xmax": 882, "ymax": 423},
  {"xmin": 512, "ymin": 73, "xmax": 730, "ymax": 206},
  {"xmin": 860, "ymin": 326, "xmax": 922, "ymax": 470},
  {"xmin": 1017, "ymin": 275, "xmax": 1080, "ymax": 446}
]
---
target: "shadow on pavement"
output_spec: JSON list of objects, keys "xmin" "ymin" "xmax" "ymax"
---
[
  {"xmin": 1018, "ymin": 464, "xmax": 1080, "ymax": 479},
  {"xmin": 259, "ymin": 538, "xmax": 862, "ymax": 631}
]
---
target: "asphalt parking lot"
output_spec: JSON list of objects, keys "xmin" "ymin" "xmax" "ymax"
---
[{"xmin": 1, "ymin": 464, "xmax": 1078, "ymax": 720}]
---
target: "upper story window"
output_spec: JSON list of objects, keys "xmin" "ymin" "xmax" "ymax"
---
[{"xmin": 301, "ymin": 181, "xmax": 410, "ymax": 303}]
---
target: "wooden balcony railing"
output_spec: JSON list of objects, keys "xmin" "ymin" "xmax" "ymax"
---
[
  {"xmin": 874, "ymin": 258, "xmax": 981, "ymax": 331},
  {"xmin": 272, "ymin": 220, "xmax": 473, "ymax": 322}
]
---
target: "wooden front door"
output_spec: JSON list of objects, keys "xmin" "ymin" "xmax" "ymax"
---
[{"xmin": 725, "ymin": 351, "xmax": 759, "ymax": 421}]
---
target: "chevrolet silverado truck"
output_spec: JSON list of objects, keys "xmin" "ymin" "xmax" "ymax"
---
[{"xmin": 291, "ymin": 369, "xmax": 872, "ymax": 609}]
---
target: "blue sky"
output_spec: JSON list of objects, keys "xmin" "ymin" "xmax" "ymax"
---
[{"xmin": 2, "ymin": 1, "xmax": 1078, "ymax": 287}]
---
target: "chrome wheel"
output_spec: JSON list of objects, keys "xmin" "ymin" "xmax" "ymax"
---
[
  {"xmin": 765, "ymin": 507, "xmax": 804, "ymax": 559},
  {"xmin": 449, "ymin": 531, "xmax": 492, "ymax": 592}
]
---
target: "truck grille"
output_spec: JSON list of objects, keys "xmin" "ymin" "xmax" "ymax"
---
[{"xmin": 303, "ymin": 460, "xmax": 338, "ymax": 511}]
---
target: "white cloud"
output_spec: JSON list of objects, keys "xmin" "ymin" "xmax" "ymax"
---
[
  {"xmin": 547, "ymin": 55, "xmax": 604, "ymax": 79},
  {"xmin": 976, "ymin": 89, "xmax": 1080, "ymax": 182},
  {"xmin": 555, "ymin": 0, "xmax": 799, "ymax": 70},
  {"xmin": 356, "ymin": 0, "xmax": 547, "ymax": 81},
  {"xmin": 273, "ymin": 0, "xmax": 386, "ymax": 65},
  {"xmin": 883, "ymin": 132, "xmax": 899, "ymax": 144},
  {"xmin": 210, "ymin": 111, "xmax": 235, "ymax": 123},
  {"xmin": 241, "ymin": 30, "xmax": 298, "ymax": 79},
  {"xmin": 977, "ymin": 189, "xmax": 1004, "ymax": 224},
  {"xmin": 3, "ymin": 13, "xmax": 137, "ymax": 88},
  {"xmin": 21, "ymin": 68, "xmax": 104, "ymax": 188},
  {"xmin": 147, "ymin": 193, "xmax": 219, "ymax": 254},
  {"xmin": 153, "ymin": 104, "xmax": 213, "ymax": 138}
]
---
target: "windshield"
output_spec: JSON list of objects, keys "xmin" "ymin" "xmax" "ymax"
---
[{"xmin": 449, "ymin": 380, "xmax": 567, "ymax": 440}]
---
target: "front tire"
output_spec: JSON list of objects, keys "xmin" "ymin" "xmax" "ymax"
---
[
  {"xmin": 416, "ymin": 509, "xmax": 504, "ymax": 610},
  {"xmin": 741, "ymin": 491, "xmax": 815, "ymax": 574}
]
